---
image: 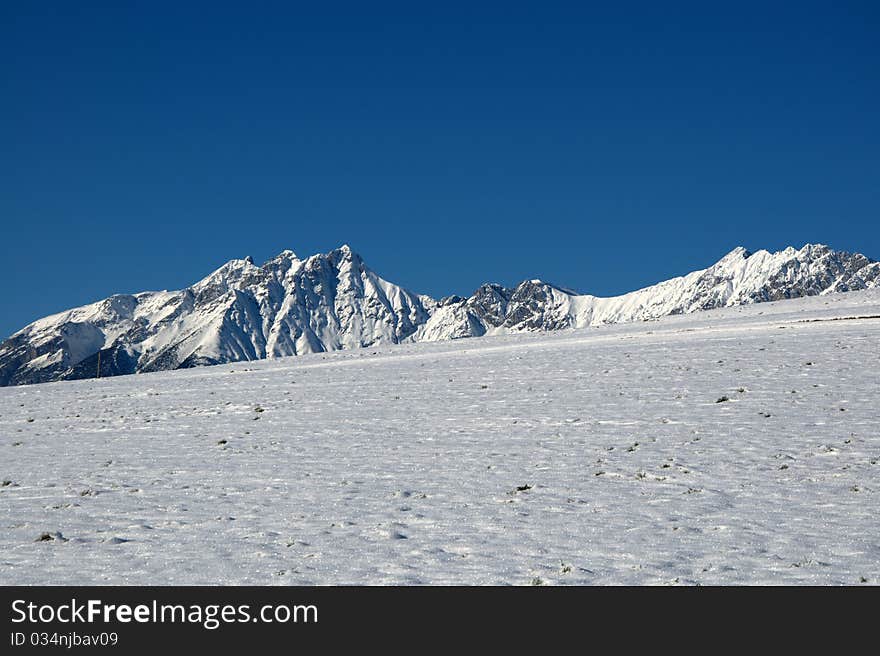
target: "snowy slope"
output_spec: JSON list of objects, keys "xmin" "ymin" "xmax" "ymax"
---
[
  {"xmin": 1, "ymin": 243, "xmax": 877, "ymax": 386},
  {"xmin": 1, "ymin": 289, "xmax": 878, "ymax": 584}
]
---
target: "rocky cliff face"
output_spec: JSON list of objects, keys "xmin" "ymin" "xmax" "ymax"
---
[{"xmin": 1, "ymin": 243, "xmax": 877, "ymax": 386}]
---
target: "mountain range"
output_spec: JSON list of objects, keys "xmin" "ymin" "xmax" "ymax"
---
[{"xmin": 1, "ymin": 243, "xmax": 877, "ymax": 386}]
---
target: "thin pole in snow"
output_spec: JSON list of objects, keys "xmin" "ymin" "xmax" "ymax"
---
[{"xmin": 96, "ymin": 351, "xmax": 101, "ymax": 379}]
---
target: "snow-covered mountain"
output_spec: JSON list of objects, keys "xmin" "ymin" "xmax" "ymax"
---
[
  {"xmin": 420, "ymin": 243, "xmax": 880, "ymax": 339},
  {"xmin": 1, "ymin": 243, "xmax": 877, "ymax": 386}
]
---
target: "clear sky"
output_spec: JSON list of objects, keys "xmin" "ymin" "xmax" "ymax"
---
[{"xmin": 2, "ymin": 1, "xmax": 878, "ymax": 339}]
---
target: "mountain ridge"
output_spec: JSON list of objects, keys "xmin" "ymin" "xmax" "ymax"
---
[{"xmin": 1, "ymin": 243, "xmax": 878, "ymax": 386}]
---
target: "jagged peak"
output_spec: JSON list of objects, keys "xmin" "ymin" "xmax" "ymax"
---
[
  {"xmin": 718, "ymin": 246, "xmax": 752, "ymax": 263},
  {"xmin": 192, "ymin": 255, "xmax": 261, "ymax": 290},
  {"xmin": 718, "ymin": 244, "xmax": 839, "ymax": 266},
  {"xmin": 472, "ymin": 282, "xmax": 509, "ymax": 295},
  {"xmin": 327, "ymin": 244, "xmax": 366, "ymax": 272},
  {"xmin": 300, "ymin": 244, "xmax": 362, "ymax": 267},
  {"xmin": 270, "ymin": 248, "xmax": 299, "ymax": 261},
  {"xmin": 515, "ymin": 279, "xmax": 578, "ymax": 295},
  {"xmin": 216, "ymin": 256, "xmax": 258, "ymax": 274},
  {"xmin": 796, "ymin": 243, "xmax": 831, "ymax": 257},
  {"xmin": 261, "ymin": 249, "xmax": 300, "ymax": 267},
  {"xmin": 331, "ymin": 243, "xmax": 360, "ymax": 260}
]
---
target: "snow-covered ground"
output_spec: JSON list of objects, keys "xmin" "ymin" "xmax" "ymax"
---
[{"xmin": 1, "ymin": 290, "xmax": 879, "ymax": 585}]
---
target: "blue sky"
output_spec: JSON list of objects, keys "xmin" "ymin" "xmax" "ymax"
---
[{"xmin": 2, "ymin": 1, "xmax": 878, "ymax": 338}]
